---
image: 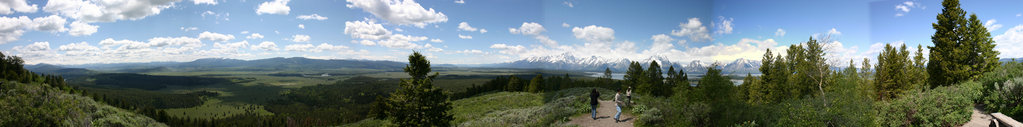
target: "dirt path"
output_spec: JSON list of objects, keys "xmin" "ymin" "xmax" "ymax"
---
[
  {"xmin": 963, "ymin": 105, "xmax": 993, "ymax": 127},
  {"xmin": 568, "ymin": 100, "xmax": 634, "ymax": 127}
]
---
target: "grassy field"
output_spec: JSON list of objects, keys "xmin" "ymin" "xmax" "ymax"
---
[
  {"xmin": 163, "ymin": 98, "xmax": 273, "ymax": 120},
  {"xmin": 450, "ymin": 92, "xmax": 544, "ymax": 124}
]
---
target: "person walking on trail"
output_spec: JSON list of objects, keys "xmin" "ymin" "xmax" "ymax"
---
[
  {"xmin": 614, "ymin": 89, "xmax": 623, "ymax": 123},
  {"xmin": 590, "ymin": 89, "xmax": 600, "ymax": 120},
  {"xmin": 626, "ymin": 87, "xmax": 632, "ymax": 107}
]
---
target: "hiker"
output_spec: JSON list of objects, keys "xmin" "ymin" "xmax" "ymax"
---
[
  {"xmin": 614, "ymin": 89, "xmax": 623, "ymax": 123},
  {"xmin": 590, "ymin": 89, "xmax": 600, "ymax": 120},
  {"xmin": 626, "ymin": 86, "xmax": 632, "ymax": 107}
]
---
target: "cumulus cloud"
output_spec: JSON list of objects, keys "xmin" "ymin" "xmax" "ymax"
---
[
  {"xmin": 285, "ymin": 43, "xmax": 351, "ymax": 52},
  {"xmin": 827, "ymin": 28, "xmax": 842, "ymax": 35},
  {"xmin": 572, "ymin": 25, "xmax": 615, "ymax": 43},
  {"xmin": 246, "ymin": 33, "xmax": 264, "ymax": 39},
  {"xmin": 458, "ymin": 22, "xmax": 486, "ymax": 33},
  {"xmin": 58, "ymin": 41, "xmax": 101, "ymax": 56},
  {"xmin": 562, "ymin": 1, "xmax": 573, "ymax": 8},
  {"xmin": 199, "ymin": 31, "xmax": 236, "ymax": 42},
  {"xmin": 251, "ymin": 41, "xmax": 278, "ymax": 51},
  {"xmin": 430, "ymin": 39, "xmax": 443, "ymax": 43},
  {"xmin": 292, "ymin": 34, "xmax": 310, "ymax": 42},
  {"xmin": 0, "ymin": 15, "xmax": 80, "ymax": 44},
  {"xmin": 490, "ymin": 44, "xmax": 526, "ymax": 54},
  {"xmin": 985, "ymin": 19, "xmax": 1003, "ymax": 32},
  {"xmin": 298, "ymin": 24, "xmax": 305, "ymax": 29},
  {"xmin": 775, "ymin": 28, "xmax": 786, "ymax": 37},
  {"xmin": 510, "ymin": 22, "xmax": 558, "ymax": 46},
  {"xmin": 42, "ymin": 0, "xmax": 178, "ymax": 22},
  {"xmin": 344, "ymin": 20, "xmax": 428, "ymax": 49},
  {"xmin": 894, "ymin": 1, "xmax": 923, "ymax": 17},
  {"xmin": 28, "ymin": 15, "xmax": 67, "ymax": 33},
  {"xmin": 457, "ymin": 49, "xmax": 484, "ymax": 54},
  {"xmin": 454, "ymin": 0, "xmax": 464, "ymax": 4},
  {"xmin": 0, "ymin": 0, "xmax": 38, "ymax": 14},
  {"xmin": 297, "ymin": 14, "xmax": 328, "ymax": 20},
  {"xmin": 209, "ymin": 40, "xmax": 250, "ymax": 55},
  {"xmin": 193, "ymin": 0, "xmax": 217, "ymax": 5},
  {"xmin": 671, "ymin": 18, "xmax": 712, "ymax": 42},
  {"xmin": 257, "ymin": 0, "xmax": 290, "ymax": 15},
  {"xmin": 715, "ymin": 16, "xmax": 734, "ymax": 34},
  {"xmin": 995, "ymin": 25, "xmax": 1023, "ymax": 58},
  {"xmin": 458, "ymin": 34, "xmax": 472, "ymax": 39},
  {"xmin": 562, "ymin": 22, "xmax": 570, "ymax": 28},
  {"xmin": 346, "ymin": 0, "xmax": 448, "ymax": 27},
  {"xmin": 69, "ymin": 21, "xmax": 98, "ymax": 36}
]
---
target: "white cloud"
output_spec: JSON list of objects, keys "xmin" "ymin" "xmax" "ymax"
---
[
  {"xmin": 27, "ymin": 15, "xmax": 67, "ymax": 33},
  {"xmin": 0, "ymin": 0, "xmax": 37, "ymax": 14},
  {"xmin": 297, "ymin": 14, "xmax": 328, "ymax": 20},
  {"xmin": 292, "ymin": 34, "xmax": 310, "ymax": 42},
  {"xmin": 775, "ymin": 28, "xmax": 786, "ymax": 37},
  {"xmin": 12, "ymin": 42, "xmax": 52, "ymax": 58},
  {"xmin": 458, "ymin": 22, "xmax": 486, "ymax": 33},
  {"xmin": 827, "ymin": 28, "xmax": 842, "ymax": 35},
  {"xmin": 510, "ymin": 22, "xmax": 558, "ymax": 46},
  {"xmin": 430, "ymin": 39, "xmax": 443, "ymax": 43},
  {"xmin": 343, "ymin": 20, "xmax": 428, "ymax": 49},
  {"xmin": 69, "ymin": 21, "xmax": 98, "ymax": 36},
  {"xmin": 458, "ymin": 34, "xmax": 472, "ymax": 39},
  {"xmin": 199, "ymin": 31, "xmax": 236, "ymax": 42},
  {"xmin": 572, "ymin": 25, "xmax": 615, "ymax": 43},
  {"xmin": 509, "ymin": 22, "xmax": 545, "ymax": 35},
  {"xmin": 995, "ymin": 25, "xmax": 1023, "ymax": 58},
  {"xmin": 345, "ymin": 20, "xmax": 392, "ymax": 40},
  {"xmin": 251, "ymin": 41, "xmax": 278, "ymax": 51},
  {"xmin": 457, "ymin": 49, "xmax": 483, "ymax": 54},
  {"xmin": 246, "ymin": 33, "xmax": 264, "ymax": 39},
  {"xmin": 715, "ymin": 16, "xmax": 734, "ymax": 34},
  {"xmin": 424, "ymin": 43, "xmax": 443, "ymax": 52},
  {"xmin": 562, "ymin": 1, "xmax": 573, "ymax": 8},
  {"xmin": 1017, "ymin": 13, "xmax": 1022, "ymax": 17},
  {"xmin": 562, "ymin": 22, "xmax": 570, "ymax": 28},
  {"xmin": 180, "ymin": 27, "xmax": 198, "ymax": 32},
  {"xmin": 671, "ymin": 18, "xmax": 712, "ymax": 42},
  {"xmin": 42, "ymin": 0, "xmax": 177, "ymax": 22},
  {"xmin": 285, "ymin": 43, "xmax": 350, "ymax": 52},
  {"xmin": 346, "ymin": 0, "xmax": 448, "ymax": 27},
  {"xmin": 298, "ymin": 24, "xmax": 305, "ymax": 29},
  {"xmin": 454, "ymin": 0, "xmax": 464, "ymax": 4},
  {"xmin": 985, "ymin": 19, "xmax": 1003, "ymax": 32},
  {"xmin": 490, "ymin": 44, "xmax": 526, "ymax": 54},
  {"xmin": 894, "ymin": 1, "xmax": 923, "ymax": 17},
  {"xmin": 209, "ymin": 40, "xmax": 250, "ymax": 55},
  {"xmin": 193, "ymin": 0, "xmax": 217, "ymax": 5},
  {"xmin": 256, "ymin": 0, "xmax": 290, "ymax": 15},
  {"xmin": 0, "ymin": 16, "xmax": 30, "ymax": 44},
  {"xmin": 58, "ymin": 41, "xmax": 100, "ymax": 56}
]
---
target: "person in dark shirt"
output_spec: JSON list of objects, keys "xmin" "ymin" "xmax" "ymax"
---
[{"xmin": 590, "ymin": 89, "xmax": 600, "ymax": 120}]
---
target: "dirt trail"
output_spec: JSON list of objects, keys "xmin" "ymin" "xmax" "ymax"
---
[
  {"xmin": 568, "ymin": 100, "xmax": 634, "ymax": 127},
  {"xmin": 963, "ymin": 105, "xmax": 993, "ymax": 127}
]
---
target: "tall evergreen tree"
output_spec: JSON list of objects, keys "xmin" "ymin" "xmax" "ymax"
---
[
  {"xmin": 646, "ymin": 60, "xmax": 665, "ymax": 96},
  {"xmin": 666, "ymin": 65, "xmax": 678, "ymax": 87},
  {"xmin": 527, "ymin": 74, "xmax": 543, "ymax": 93},
  {"xmin": 928, "ymin": 0, "xmax": 1000, "ymax": 87},
  {"xmin": 384, "ymin": 51, "xmax": 453, "ymax": 126},
  {"xmin": 875, "ymin": 44, "xmax": 912, "ymax": 100},
  {"xmin": 507, "ymin": 75, "xmax": 522, "ymax": 91},
  {"xmin": 624, "ymin": 61, "xmax": 645, "ymax": 91}
]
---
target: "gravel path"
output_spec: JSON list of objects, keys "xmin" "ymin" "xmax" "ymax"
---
[{"xmin": 567, "ymin": 100, "xmax": 634, "ymax": 127}]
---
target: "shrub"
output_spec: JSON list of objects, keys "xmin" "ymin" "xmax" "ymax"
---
[
  {"xmin": 983, "ymin": 77, "xmax": 1023, "ymax": 118},
  {"xmin": 875, "ymin": 81, "xmax": 982, "ymax": 126}
]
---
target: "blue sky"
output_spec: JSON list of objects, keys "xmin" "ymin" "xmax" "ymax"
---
[{"xmin": 1, "ymin": 0, "xmax": 1021, "ymax": 65}]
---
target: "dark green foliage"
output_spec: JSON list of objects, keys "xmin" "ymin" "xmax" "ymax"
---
[
  {"xmin": 527, "ymin": 74, "xmax": 543, "ymax": 93},
  {"xmin": 875, "ymin": 81, "xmax": 982, "ymax": 126},
  {"xmin": 928, "ymin": 0, "xmax": 1000, "ymax": 87},
  {"xmin": 383, "ymin": 51, "xmax": 453, "ymax": 127},
  {"xmin": 980, "ymin": 61, "xmax": 1023, "ymax": 118},
  {"xmin": 874, "ymin": 44, "xmax": 914, "ymax": 100},
  {"xmin": 645, "ymin": 61, "xmax": 667, "ymax": 96},
  {"xmin": 506, "ymin": 75, "xmax": 523, "ymax": 91},
  {"xmin": 80, "ymin": 87, "xmax": 204, "ymax": 109},
  {"xmin": 87, "ymin": 73, "xmax": 232, "ymax": 90},
  {"xmin": 625, "ymin": 61, "xmax": 645, "ymax": 90}
]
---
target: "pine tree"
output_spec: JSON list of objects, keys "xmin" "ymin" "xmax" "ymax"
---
[
  {"xmin": 928, "ymin": 0, "xmax": 1000, "ymax": 87},
  {"xmin": 646, "ymin": 60, "xmax": 665, "ymax": 96},
  {"xmin": 624, "ymin": 61, "xmax": 645, "ymax": 91},
  {"xmin": 527, "ymin": 74, "xmax": 543, "ymax": 93},
  {"xmin": 666, "ymin": 65, "xmax": 677, "ymax": 87},
  {"xmin": 875, "ymin": 44, "xmax": 912, "ymax": 100},
  {"xmin": 384, "ymin": 51, "xmax": 453, "ymax": 127},
  {"xmin": 507, "ymin": 76, "xmax": 522, "ymax": 91}
]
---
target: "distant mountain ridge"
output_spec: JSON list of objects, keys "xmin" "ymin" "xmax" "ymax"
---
[
  {"xmin": 495, "ymin": 53, "xmax": 763, "ymax": 74},
  {"xmin": 31, "ymin": 57, "xmax": 409, "ymax": 72}
]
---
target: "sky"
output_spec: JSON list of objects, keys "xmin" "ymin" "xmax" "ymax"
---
[{"xmin": 1, "ymin": 0, "xmax": 1021, "ymax": 66}]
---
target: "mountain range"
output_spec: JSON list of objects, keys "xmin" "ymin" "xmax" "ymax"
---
[{"xmin": 491, "ymin": 53, "xmax": 763, "ymax": 74}]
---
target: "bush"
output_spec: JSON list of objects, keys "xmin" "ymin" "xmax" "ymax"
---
[
  {"xmin": 875, "ymin": 81, "xmax": 982, "ymax": 126},
  {"xmin": 983, "ymin": 77, "xmax": 1023, "ymax": 118}
]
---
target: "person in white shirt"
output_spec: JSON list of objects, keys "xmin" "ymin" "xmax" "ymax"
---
[
  {"xmin": 626, "ymin": 87, "xmax": 632, "ymax": 107},
  {"xmin": 614, "ymin": 89, "xmax": 623, "ymax": 123}
]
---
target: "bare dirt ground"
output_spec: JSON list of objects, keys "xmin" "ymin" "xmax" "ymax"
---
[{"xmin": 568, "ymin": 100, "xmax": 634, "ymax": 127}]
